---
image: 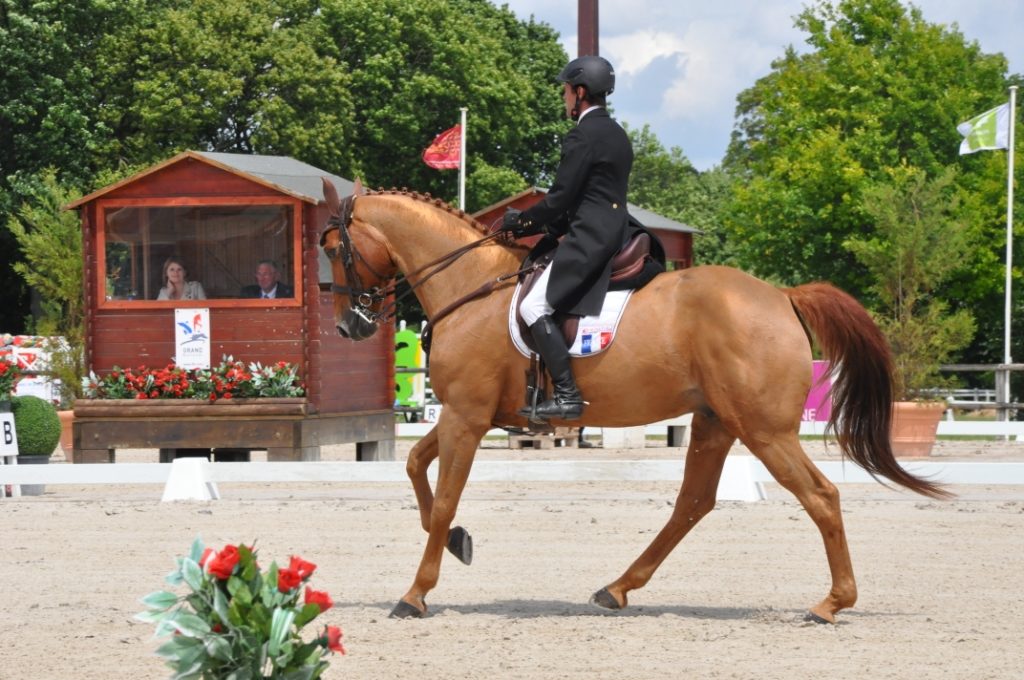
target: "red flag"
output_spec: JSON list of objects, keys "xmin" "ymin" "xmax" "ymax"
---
[{"xmin": 422, "ymin": 124, "xmax": 461, "ymax": 170}]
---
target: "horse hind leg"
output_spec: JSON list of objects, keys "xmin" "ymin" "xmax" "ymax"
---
[
  {"xmin": 406, "ymin": 426, "xmax": 473, "ymax": 567},
  {"xmin": 746, "ymin": 433, "xmax": 856, "ymax": 623},
  {"xmin": 592, "ymin": 412, "xmax": 735, "ymax": 610}
]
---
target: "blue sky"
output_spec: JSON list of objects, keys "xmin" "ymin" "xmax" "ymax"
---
[{"xmin": 498, "ymin": 1, "xmax": 1023, "ymax": 170}]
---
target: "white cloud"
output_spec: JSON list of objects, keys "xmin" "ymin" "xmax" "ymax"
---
[{"xmin": 601, "ymin": 30, "xmax": 686, "ymax": 78}]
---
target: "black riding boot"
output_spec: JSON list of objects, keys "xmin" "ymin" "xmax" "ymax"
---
[{"xmin": 523, "ymin": 315, "xmax": 585, "ymax": 421}]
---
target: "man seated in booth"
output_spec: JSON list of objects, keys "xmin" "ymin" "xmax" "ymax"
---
[{"xmin": 240, "ymin": 259, "xmax": 294, "ymax": 299}]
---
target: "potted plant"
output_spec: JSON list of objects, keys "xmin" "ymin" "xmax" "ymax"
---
[
  {"xmin": 11, "ymin": 395, "xmax": 62, "ymax": 494},
  {"xmin": 845, "ymin": 165, "xmax": 976, "ymax": 456},
  {"xmin": 5, "ymin": 168, "xmax": 86, "ymax": 459}
]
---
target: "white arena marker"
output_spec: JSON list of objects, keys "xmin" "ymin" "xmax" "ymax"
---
[{"xmin": 161, "ymin": 458, "xmax": 220, "ymax": 502}]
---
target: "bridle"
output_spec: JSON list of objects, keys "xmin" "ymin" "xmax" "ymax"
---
[
  {"xmin": 320, "ymin": 193, "xmax": 532, "ymax": 347},
  {"xmin": 319, "ymin": 194, "xmax": 393, "ymax": 328}
]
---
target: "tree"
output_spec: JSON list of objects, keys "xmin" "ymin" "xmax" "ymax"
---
[
  {"xmin": 845, "ymin": 165, "xmax": 975, "ymax": 399},
  {"xmin": 94, "ymin": 0, "xmax": 358, "ymax": 176},
  {"xmin": 627, "ymin": 125, "xmax": 736, "ymax": 266},
  {"xmin": 5, "ymin": 169, "xmax": 86, "ymax": 406},
  {"xmin": 0, "ymin": 0, "xmax": 136, "ymax": 332},
  {"xmin": 724, "ymin": 0, "xmax": 1010, "ymax": 295},
  {"xmin": 723, "ymin": 0, "xmax": 1017, "ymax": 366},
  {"xmin": 318, "ymin": 0, "xmax": 569, "ymax": 209}
]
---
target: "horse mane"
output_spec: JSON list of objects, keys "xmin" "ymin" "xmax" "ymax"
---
[{"xmin": 368, "ymin": 187, "xmax": 495, "ymax": 237}]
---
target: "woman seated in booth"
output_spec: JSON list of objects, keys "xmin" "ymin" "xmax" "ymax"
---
[{"xmin": 157, "ymin": 256, "xmax": 207, "ymax": 300}]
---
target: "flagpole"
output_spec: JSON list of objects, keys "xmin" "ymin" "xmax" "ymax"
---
[
  {"xmin": 458, "ymin": 107, "xmax": 468, "ymax": 210},
  {"xmin": 1001, "ymin": 85, "xmax": 1017, "ymax": 422}
]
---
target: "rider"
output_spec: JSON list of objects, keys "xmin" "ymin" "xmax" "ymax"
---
[{"xmin": 501, "ymin": 55, "xmax": 634, "ymax": 421}]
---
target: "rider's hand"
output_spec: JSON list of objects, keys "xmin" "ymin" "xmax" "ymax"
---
[
  {"xmin": 501, "ymin": 208, "xmax": 523, "ymax": 233},
  {"xmin": 501, "ymin": 208, "xmax": 540, "ymax": 238}
]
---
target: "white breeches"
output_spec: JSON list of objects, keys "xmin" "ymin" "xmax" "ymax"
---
[{"xmin": 519, "ymin": 264, "xmax": 555, "ymax": 326}]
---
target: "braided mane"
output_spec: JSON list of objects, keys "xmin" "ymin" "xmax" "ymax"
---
[{"xmin": 368, "ymin": 187, "xmax": 493, "ymax": 236}]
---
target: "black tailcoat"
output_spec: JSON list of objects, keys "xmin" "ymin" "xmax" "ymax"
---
[{"xmin": 518, "ymin": 108, "xmax": 634, "ymax": 316}]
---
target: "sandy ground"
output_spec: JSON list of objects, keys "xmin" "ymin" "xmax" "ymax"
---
[{"xmin": 2, "ymin": 437, "xmax": 1023, "ymax": 679}]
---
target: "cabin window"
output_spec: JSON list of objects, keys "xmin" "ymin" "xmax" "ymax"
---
[{"xmin": 97, "ymin": 200, "xmax": 301, "ymax": 307}]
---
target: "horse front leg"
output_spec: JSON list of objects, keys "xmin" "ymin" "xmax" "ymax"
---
[
  {"xmin": 592, "ymin": 412, "xmax": 735, "ymax": 610},
  {"xmin": 407, "ymin": 427, "xmax": 439, "ymax": 531},
  {"xmin": 406, "ymin": 425, "xmax": 474, "ymax": 565},
  {"xmin": 391, "ymin": 409, "xmax": 487, "ymax": 619}
]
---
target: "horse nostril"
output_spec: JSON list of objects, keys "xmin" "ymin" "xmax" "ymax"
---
[{"xmin": 336, "ymin": 324, "xmax": 349, "ymax": 338}]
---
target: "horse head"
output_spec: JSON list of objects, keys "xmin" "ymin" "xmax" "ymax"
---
[{"xmin": 320, "ymin": 177, "xmax": 396, "ymax": 340}]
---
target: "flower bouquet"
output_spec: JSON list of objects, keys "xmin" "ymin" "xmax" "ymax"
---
[
  {"xmin": 137, "ymin": 538, "xmax": 344, "ymax": 679},
  {"xmin": 84, "ymin": 356, "xmax": 305, "ymax": 401}
]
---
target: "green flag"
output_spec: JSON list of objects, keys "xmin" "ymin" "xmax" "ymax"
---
[{"xmin": 957, "ymin": 103, "xmax": 1010, "ymax": 155}]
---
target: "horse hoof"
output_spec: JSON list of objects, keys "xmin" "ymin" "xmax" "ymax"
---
[
  {"xmin": 804, "ymin": 611, "xmax": 833, "ymax": 625},
  {"xmin": 447, "ymin": 526, "xmax": 473, "ymax": 565},
  {"xmin": 589, "ymin": 587, "xmax": 622, "ymax": 610},
  {"xmin": 389, "ymin": 600, "xmax": 426, "ymax": 619}
]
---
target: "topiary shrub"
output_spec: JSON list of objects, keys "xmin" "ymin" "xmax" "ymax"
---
[{"xmin": 12, "ymin": 395, "xmax": 61, "ymax": 456}]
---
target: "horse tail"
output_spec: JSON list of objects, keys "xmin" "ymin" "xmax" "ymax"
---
[{"xmin": 785, "ymin": 282, "xmax": 951, "ymax": 499}]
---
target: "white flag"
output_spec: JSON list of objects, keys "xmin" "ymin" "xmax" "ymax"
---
[{"xmin": 957, "ymin": 103, "xmax": 1010, "ymax": 155}]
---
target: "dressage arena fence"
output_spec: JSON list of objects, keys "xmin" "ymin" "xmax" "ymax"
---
[{"xmin": 2, "ymin": 455, "xmax": 1023, "ymax": 502}]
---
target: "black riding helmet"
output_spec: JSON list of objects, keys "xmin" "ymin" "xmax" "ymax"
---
[{"xmin": 557, "ymin": 55, "xmax": 615, "ymax": 96}]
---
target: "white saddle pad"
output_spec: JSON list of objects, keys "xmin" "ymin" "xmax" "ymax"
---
[{"xmin": 508, "ymin": 282, "xmax": 633, "ymax": 358}]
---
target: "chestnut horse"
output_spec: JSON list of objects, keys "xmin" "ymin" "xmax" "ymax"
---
[{"xmin": 319, "ymin": 179, "xmax": 947, "ymax": 623}]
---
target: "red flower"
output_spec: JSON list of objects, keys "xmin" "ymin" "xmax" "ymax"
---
[
  {"xmin": 288, "ymin": 555, "xmax": 317, "ymax": 579},
  {"xmin": 277, "ymin": 567, "xmax": 302, "ymax": 592},
  {"xmin": 199, "ymin": 548, "xmax": 213, "ymax": 566},
  {"xmin": 304, "ymin": 586, "xmax": 333, "ymax": 613},
  {"xmin": 206, "ymin": 545, "xmax": 240, "ymax": 580},
  {"xmin": 324, "ymin": 626, "xmax": 346, "ymax": 654}
]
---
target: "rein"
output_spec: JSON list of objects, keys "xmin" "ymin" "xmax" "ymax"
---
[{"xmin": 322, "ymin": 193, "xmax": 531, "ymax": 346}]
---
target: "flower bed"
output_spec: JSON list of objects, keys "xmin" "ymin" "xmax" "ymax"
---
[{"xmin": 83, "ymin": 357, "xmax": 304, "ymax": 401}]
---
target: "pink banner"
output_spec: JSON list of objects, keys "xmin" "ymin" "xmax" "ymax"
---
[{"xmin": 803, "ymin": 360, "xmax": 832, "ymax": 422}]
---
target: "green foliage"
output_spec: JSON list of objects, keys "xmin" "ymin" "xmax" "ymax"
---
[
  {"xmin": 5, "ymin": 169, "xmax": 85, "ymax": 407},
  {"xmin": 95, "ymin": 0, "xmax": 358, "ymax": 176},
  {"xmin": 627, "ymin": 125, "xmax": 737, "ymax": 266},
  {"xmin": 845, "ymin": 166, "xmax": 975, "ymax": 399},
  {"xmin": 317, "ymin": 0, "xmax": 569, "ymax": 209},
  {"xmin": 11, "ymin": 395, "xmax": 61, "ymax": 456},
  {"xmin": 724, "ymin": 0, "xmax": 1012, "ymax": 330},
  {"xmin": 138, "ymin": 537, "xmax": 344, "ymax": 679}
]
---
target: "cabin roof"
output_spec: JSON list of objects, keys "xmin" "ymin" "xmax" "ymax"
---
[
  {"xmin": 67, "ymin": 150, "xmax": 354, "ymax": 208},
  {"xmin": 472, "ymin": 186, "xmax": 702, "ymax": 234}
]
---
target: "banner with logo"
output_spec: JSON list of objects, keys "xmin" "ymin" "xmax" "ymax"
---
[{"xmin": 175, "ymin": 308, "xmax": 211, "ymax": 370}]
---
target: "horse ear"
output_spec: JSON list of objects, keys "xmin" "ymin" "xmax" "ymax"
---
[
  {"xmin": 322, "ymin": 177, "xmax": 341, "ymax": 215},
  {"xmin": 353, "ymin": 178, "xmax": 365, "ymax": 196}
]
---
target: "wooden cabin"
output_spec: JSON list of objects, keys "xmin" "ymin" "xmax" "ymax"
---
[
  {"xmin": 473, "ymin": 187, "xmax": 700, "ymax": 269},
  {"xmin": 66, "ymin": 151, "xmax": 395, "ymax": 462}
]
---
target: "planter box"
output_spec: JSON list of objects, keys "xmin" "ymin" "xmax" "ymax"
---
[
  {"xmin": 73, "ymin": 398, "xmax": 308, "ymax": 418},
  {"xmin": 71, "ymin": 399, "xmax": 394, "ymax": 463},
  {"xmin": 891, "ymin": 401, "xmax": 945, "ymax": 457}
]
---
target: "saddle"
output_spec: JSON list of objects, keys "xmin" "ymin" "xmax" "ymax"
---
[{"xmin": 514, "ymin": 232, "xmax": 654, "ymax": 351}]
